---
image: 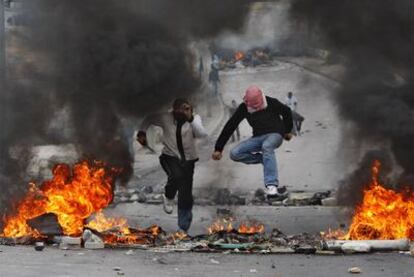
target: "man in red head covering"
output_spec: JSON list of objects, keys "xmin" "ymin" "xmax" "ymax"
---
[{"xmin": 212, "ymin": 85, "xmax": 293, "ymax": 199}]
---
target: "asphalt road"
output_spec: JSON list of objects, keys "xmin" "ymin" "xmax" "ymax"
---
[{"xmin": 0, "ymin": 245, "xmax": 412, "ymax": 277}]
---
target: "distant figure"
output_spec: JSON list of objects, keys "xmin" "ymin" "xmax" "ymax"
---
[
  {"xmin": 212, "ymin": 54, "xmax": 220, "ymax": 69},
  {"xmin": 228, "ymin": 100, "xmax": 240, "ymax": 142},
  {"xmin": 198, "ymin": 56, "xmax": 204, "ymax": 79},
  {"xmin": 208, "ymin": 64, "xmax": 220, "ymax": 96},
  {"xmin": 284, "ymin": 92, "xmax": 304, "ymax": 135},
  {"xmin": 285, "ymin": 92, "xmax": 298, "ymax": 111}
]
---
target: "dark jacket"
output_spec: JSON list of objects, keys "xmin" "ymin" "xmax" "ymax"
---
[
  {"xmin": 209, "ymin": 69, "xmax": 220, "ymax": 82},
  {"xmin": 215, "ymin": 96, "xmax": 293, "ymax": 151}
]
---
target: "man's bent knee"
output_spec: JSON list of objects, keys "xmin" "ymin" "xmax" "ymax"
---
[
  {"xmin": 262, "ymin": 142, "xmax": 275, "ymax": 153},
  {"xmin": 262, "ymin": 134, "xmax": 282, "ymax": 152},
  {"xmin": 230, "ymin": 148, "xmax": 241, "ymax": 161}
]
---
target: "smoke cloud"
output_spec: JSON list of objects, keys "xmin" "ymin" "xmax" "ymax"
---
[
  {"xmin": 0, "ymin": 0, "xmax": 253, "ymax": 209},
  {"xmin": 289, "ymin": 0, "xmax": 414, "ymax": 203}
]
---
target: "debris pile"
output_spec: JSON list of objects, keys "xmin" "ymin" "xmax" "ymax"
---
[{"xmin": 113, "ymin": 186, "xmax": 333, "ymax": 207}]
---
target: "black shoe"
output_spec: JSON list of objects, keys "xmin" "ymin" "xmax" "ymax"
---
[{"xmin": 178, "ymin": 209, "xmax": 193, "ymax": 232}]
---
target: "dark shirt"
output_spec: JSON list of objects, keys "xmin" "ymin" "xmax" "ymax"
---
[
  {"xmin": 209, "ymin": 69, "xmax": 220, "ymax": 82},
  {"xmin": 215, "ymin": 96, "xmax": 293, "ymax": 151}
]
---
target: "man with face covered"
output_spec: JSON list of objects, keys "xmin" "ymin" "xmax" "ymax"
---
[
  {"xmin": 137, "ymin": 99, "xmax": 207, "ymax": 232},
  {"xmin": 212, "ymin": 85, "xmax": 293, "ymax": 200}
]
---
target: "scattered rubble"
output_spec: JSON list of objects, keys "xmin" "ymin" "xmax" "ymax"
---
[
  {"xmin": 253, "ymin": 189, "xmax": 266, "ymax": 203},
  {"xmin": 84, "ymin": 240, "xmax": 105, "ymax": 249},
  {"xmin": 59, "ymin": 236, "xmax": 81, "ymax": 250},
  {"xmin": 348, "ymin": 267, "xmax": 362, "ymax": 274},
  {"xmin": 82, "ymin": 230, "xmax": 105, "ymax": 249},
  {"xmin": 321, "ymin": 197, "xmax": 338, "ymax": 206},
  {"xmin": 27, "ymin": 213, "xmax": 63, "ymax": 236},
  {"xmin": 210, "ymin": 259, "xmax": 220, "ymax": 264},
  {"xmin": 341, "ymin": 242, "xmax": 371, "ymax": 254},
  {"xmin": 2, "ymin": 225, "xmax": 412, "ymax": 257},
  {"xmin": 293, "ymin": 244, "xmax": 317, "ymax": 254},
  {"xmin": 283, "ymin": 191, "xmax": 332, "ymax": 206},
  {"xmin": 114, "ymin": 186, "xmax": 333, "ymax": 207},
  {"xmin": 214, "ymin": 188, "xmax": 246, "ymax": 205},
  {"xmin": 34, "ymin": 242, "xmax": 45, "ymax": 251},
  {"xmin": 322, "ymin": 239, "xmax": 410, "ymax": 252}
]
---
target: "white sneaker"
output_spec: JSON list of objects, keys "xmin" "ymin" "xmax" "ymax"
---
[
  {"xmin": 162, "ymin": 194, "xmax": 174, "ymax": 214},
  {"xmin": 266, "ymin": 185, "xmax": 288, "ymax": 200},
  {"xmin": 265, "ymin": 185, "xmax": 278, "ymax": 195}
]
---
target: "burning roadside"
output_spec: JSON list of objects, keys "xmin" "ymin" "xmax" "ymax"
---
[{"xmin": 0, "ymin": 159, "xmax": 412, "ymax": 255}]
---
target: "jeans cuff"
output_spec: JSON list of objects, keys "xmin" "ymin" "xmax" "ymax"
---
[{"xmin": 265, "ymin": 183, "xmax": 278, "ymax": 188}]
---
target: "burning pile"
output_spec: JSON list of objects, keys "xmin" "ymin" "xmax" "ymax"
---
[
  {"xmin": 2, "ymin": 161, "xmax": 116, "ymax": 238},
  {"xmin": 234, "ymin": 51, "xmax": 245, "ymax": 62},
  {"xmin": 208, "ymin": 218, "xmax": 264, "ymax": 235},
  {"xmin": 344, "ymin": 161, "xmax": 414, "ymax": 240},
  {"xmin": 2, "ymin": 159, "xmax": 412, "ymax": 254},
  {"xmin": 325, "ymin": 161, "xmax": 414, "ymax": 241},
  {"xmin": 0, "ymin": 160, "xmax": 163, "ymax": 246}
]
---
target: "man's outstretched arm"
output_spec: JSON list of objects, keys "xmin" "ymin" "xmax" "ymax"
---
[
  {"xmin": 213, "ymin": 105, "xmax": 245, "ymax": 159},
  {"xmin": 191, "ymin": 114, "xmax": 208, "ymax": 138}
]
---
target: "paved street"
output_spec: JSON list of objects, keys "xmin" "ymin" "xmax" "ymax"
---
[
  {"xmin": 0, "ymin": 203, "xmax": 412, "ymax": 277},
  {"xmin": 1, "ymin": 239, "xmax": 412, "ymax": 277}
]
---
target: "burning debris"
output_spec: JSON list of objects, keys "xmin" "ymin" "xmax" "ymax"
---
[
  {"xmin": 0, "ymin": 160, "xmax": 180, "ymax": 247},
  {"xmin": 319, "ymin": 160, "xmax": 414, "ymax": 254},
  {"xmin": 207, "ymin": 218, "xmax": 265, "ymax": 235},
  {"xmin": 325, "ymin": 161, "xmax": 414, "ymax": 241},
  {"xmin": 0, "ymin": 160, "xmax": 322, "ymax": 253},
  {"xmin": 0, "ymin": 157, "xmax": 412, "ymax": 256},
  {"xmin": 209, "ymin": 46, "xmax": 275, "ymax": 70},
  {"xmin": 1, "ymin": 160, "xmax": 117, "ymax": 238}
]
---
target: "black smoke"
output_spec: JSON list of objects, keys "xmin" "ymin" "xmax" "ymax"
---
[
  {"xmin": 289, "ymin": 0, "xmax": 414, "ymax": 204},
  {"xmin": 0, "ymin": 0, "xmax": 253, "ymax": 209}
]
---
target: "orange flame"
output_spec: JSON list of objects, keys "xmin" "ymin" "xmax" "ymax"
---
[
  {"xmin": 234, "ymin": 51, "xmax": 245, "ymax": 61},
  {"xmin": 86, "ymin": 212, "xmax": 130, "ymax": 234},
  {"xmin": 320, "ymin": 228, "xmax": 347, "ymax": 240},
  {"xmin": 1, "ymin": 161, "xmax": 116, "ymax": 238},
  {"xmin": 328, "ymin": 160, "xmax": 414, "ymax": 240},
  {"xmin": 238, "ymin": 221, "xmax": 265, "ymax": 234},
  {"xmin": 208, "ymin": 218, "xmax": 265, "ymax": 235},
  {"xmin": 86, "ymin": 212, "xmax": 162, "ymax": 245},
  {"xmin": 208, "ymin": 218, "xmax": 234, "ymax": 234}
]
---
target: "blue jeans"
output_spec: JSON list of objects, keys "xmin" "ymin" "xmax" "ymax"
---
[{"xmin": 230, "ymin": 133, "xmax": 283, "ymax": 186}]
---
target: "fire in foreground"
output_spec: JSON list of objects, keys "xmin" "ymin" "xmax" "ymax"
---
[
  {"xmin": 0, "ymin": 160, "xmax": 266, "ymax": 247},
  {"xmin": 0, "ymin": 160, "xmax": 166, "ymax": 245},
  {"xmin": 328, "ymin": 160, "xmax": 414, "ymax": 240},
  {"xmin": 208, "ymin": 218, "xmax": 264, "ymax": 235},
  {"xmin": 1, "ymin": 161, "xmax": 117, "ymax": 238}
]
